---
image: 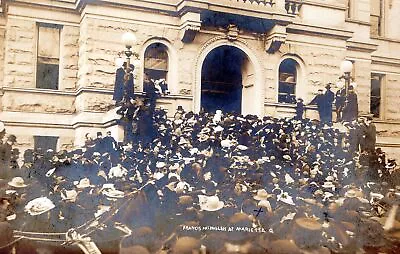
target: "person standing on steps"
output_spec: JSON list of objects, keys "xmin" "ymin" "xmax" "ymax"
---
[{"xmin": 309, "ymin": 89, "xmax": 325, "ymax": 124}]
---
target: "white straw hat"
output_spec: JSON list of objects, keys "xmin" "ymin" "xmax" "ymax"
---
[
  {"xmin": 8, "ymin": 177, "xmax": 28, "ymax": 188},
  {"xmin": 75, "ymin": 178, "xmax": 94, "ymax": 189},
  {"xmin": 24, "ymin": 197, "xmax": 55, "ymax": 216},
  {"xmin": 198, "ymin": 195, "xmax": 224, "ymax": 211}
]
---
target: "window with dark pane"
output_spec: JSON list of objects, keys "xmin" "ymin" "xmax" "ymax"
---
[
  {"xmin": 144, "ymin": 43, "xmax": 168, "ymax": 81},
  {"xmin": 278, "ymin": 58, "xmax": 297, "ymax": 104},
  {"xmin": 36, "ymin": 23, "xmax": 62, "ymax": 90},
  {"xmin": 34, "ymin": 136, "xmax": 58, "ymax": 152},
  {"xmin": 370, "ymin": 74, "xmax": 382, "ymax": 118},
  {"xmin": 36, "ymin": 63, "xmax": 59, "ymax": 90}
]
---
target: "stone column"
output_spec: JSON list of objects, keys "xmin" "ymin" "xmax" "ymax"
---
[
  {"xmin": 0, "ymin": 23, "xmax": 5, "ymax": 89},
  {"xmin": 353, "ymin": 59, "xmax": 372, "ymax": 116},
  {"xmin": 60, "ymin": 25, "xmax": 79, "ymax": 91}
]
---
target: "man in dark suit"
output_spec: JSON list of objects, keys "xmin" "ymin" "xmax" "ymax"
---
[
  {"xmin": 295, "ymin": 98, "xmax": 305, "ymax": 120},
  {"xmin": 324, "ymin": 83, "xmax": 335, "ymax": 125},
  {"xmin": 113, "ymin": 67, "xmax": 125, "ymax": 104},
  {"xmin": 342, "ymin": 86, "xmax": 358, "ymax": 122},
  {"xmin": 309, "ymin": 89, "xmax": 325, "ymax": 124},
  {"xmin": 143, "ymin": 73, "xmax": 158, "ymax": 113},
  {"xmin": 335, "ymin": 87, "xmax": 346, "ymax": 122},
  {"xmin": 363, "ymin": 116, "xmax": 376, "ymax": 154},
  {"xmin": 113, "ymin": 62, "xmax": 134, "ymax": 105},
  {"xmin": 103, "ymin": 131, "xmax": 119, "ymax": 152}
]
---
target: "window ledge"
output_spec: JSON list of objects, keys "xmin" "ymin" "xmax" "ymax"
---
[
  {"xmin": 302, "ymin": 0, "xmax": 347, "ymax": 11},
  {"xmin": 264, "ymin": 101, "xmax": 313, "ymax": 108},
  {"xmin": 3, "ymin": 87, "xmax": 75, "ymax": 95},
  {"xmin": 345, "ymin": 18, "xmax": 370, "ymax": 26},
  {"xmin": 371, "ymin": 36, "xmax": 400, "ymax": 43},
  {"xmin": 373, "ymin": 119, "xmax": 400, "ymax": 125}
]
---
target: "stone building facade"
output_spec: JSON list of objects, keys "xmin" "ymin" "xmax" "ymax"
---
[{"xmin": 0, "ymin": 0, "xmax": 400, "ymax": 157}]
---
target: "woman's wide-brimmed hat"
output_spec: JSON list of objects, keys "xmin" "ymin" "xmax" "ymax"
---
[
  {"xmin": 8, "ymin": 177, "xmax": 28, "ymax": 188},
  {"xmin": 24, "ymin": 197, "xmax": 55, "ymax": 216},
  {"xmin": 74, "ymin": 178, "xmax": 95, "ymax": 189},
  {"xmin": 253, "ymin": 189, "xmax": 272, "ymax": 201},
  {"xmin": 198, "ymin": 195, "xmax": 224, "ymax": 211},
  {"xmin": 101, "ymin": 183, "xmax": 125, "ymax": 198},
  {"xmin": 103, "ymin": 188, "xmax": 125, "ymax": 198}
]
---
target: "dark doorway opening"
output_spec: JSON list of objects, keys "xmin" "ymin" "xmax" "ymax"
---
[{"xmin": 201, "ymin": 46, "xmax": 245, "ymax": 114}]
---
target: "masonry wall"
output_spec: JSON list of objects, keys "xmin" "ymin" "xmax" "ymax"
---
[
  {"xmin": 385, "ymin": 73, "xmax": 400, "ymax": 121},
  {"xmin": 3, "ymin": 17, "xmax": 36, "ymax": 89},
  {"xmin": 60, "ymin": 25, "xmax": 80, "ymax": 91},
  {"xmin": 0, "ymin": 19, "xmax": 5, "ymax": 90}
]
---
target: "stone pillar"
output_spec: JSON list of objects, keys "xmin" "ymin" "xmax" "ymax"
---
[
  {"xmin": 353, "ymin": 59, "xmax": 371, "ymax": 116},
  {"xmin": 60, "ymin": 25, "xmax": 79, "ymax": 91},
  {"xmin": 0, "ymin": 22, "xmax": 5, "ymax": 88},
  {"xmin": 385, "ymin": 74, "xmax": 400, "ymax": 121}
]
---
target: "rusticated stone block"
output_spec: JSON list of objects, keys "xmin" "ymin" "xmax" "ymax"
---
[
  {"xmin": 2, "ymin": 92, "xmax": 76, "ymax": 114},
  {"xmin": 9, "ymin": 19, "xmax": 35, "ymax": 30},
  {"xmin": 83, "ymin": 94, "xmax": 114, "ymax": 112},
  {"xmin": 179, "ymin": 88, "xmax": 192, "ymax": 95},
  {"xmin": 4, "ymin": 18, "xmax": 36, "ymax": 88}
]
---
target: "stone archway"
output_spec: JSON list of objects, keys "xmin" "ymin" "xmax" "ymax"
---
[
  {"xmin": 195, "ymin": 38, "xmax": 263, "ymax": 116},
  {"xmin": 201, "ymin": 46, "xmax": 246, "ymax": 114}
]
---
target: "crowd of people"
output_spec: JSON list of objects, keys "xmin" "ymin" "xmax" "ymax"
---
[{"xmin": 0, "ymin": 101, "xmax": 400, "ymax": 253}]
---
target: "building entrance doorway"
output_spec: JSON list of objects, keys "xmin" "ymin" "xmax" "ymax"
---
[{"xmin": 201, "ymin": 45, "xmax": 252, "ymax": 114}]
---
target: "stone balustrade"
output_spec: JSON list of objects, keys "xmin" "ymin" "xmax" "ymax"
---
[
  {"xmin": 232, "ymin": 0, "xmax": 275, "ymax": 7},
  {"xmin": 230, "ymin": 0, "xmax": 302, "ymax": 15},
  {"xmin": 285, "ymin": 0, "xmax": 303, "ymax": 15}
]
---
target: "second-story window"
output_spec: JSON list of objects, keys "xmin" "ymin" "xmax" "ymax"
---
[
  {"xmin": 144, "ymin": 43, "xmax": 169, "ymax": 82},
  {"xmin": 370, "ymin": 0, "xmax": 384, "ymax": 37},
  {"xmin": 36, "ymin": 23, "xmax": 62, "ymax": 90},
  {"xmin": 371, "ymin": 73, "xmax": 384, "ymax": 118},
  {"xmin": 278, "ymin": 58, "xmax": 298, "ymax": 104}
]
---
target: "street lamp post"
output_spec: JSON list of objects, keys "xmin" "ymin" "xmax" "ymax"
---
[
  {"xmin": 115, "ymin": 32, "xmax": 141, "ymax": 104},
  {"xmin": 121, "ymin": 31, "xmax": 137, "ymax": 72},
  {"xmin": 115, "ymin": 32, "xmax": 139, "ymax": 143},
  {"xmin": 340, "ymin": 60, "xmax": 353, "ymax": 97},
  {"xmin": 121, "ymin": 32, "xmax": 139, "ymax": 96}
]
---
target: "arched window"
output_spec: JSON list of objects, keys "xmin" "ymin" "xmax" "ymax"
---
[
  {"xmin": 144, "ymin": 43, "xmax": 168, "ymax": 81},
  {"xmin": 278, "ymin": 58, "xmax": 298, "ymax": 104}
]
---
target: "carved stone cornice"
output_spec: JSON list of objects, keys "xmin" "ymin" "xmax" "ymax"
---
[
  {"xmin": 179, "ymin": 11, "xmax": 201, "ymax": 43},
  {"xmin": 265, "ymin": 24, "xmax": 287, "ymax": 53},
  {"xmin": 180, "ymin": 21, "xmax": 201, "ymax": 43},
  {"xmin": 347, "ymin": 40, "xmax": 378, "ymax": 53}
]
